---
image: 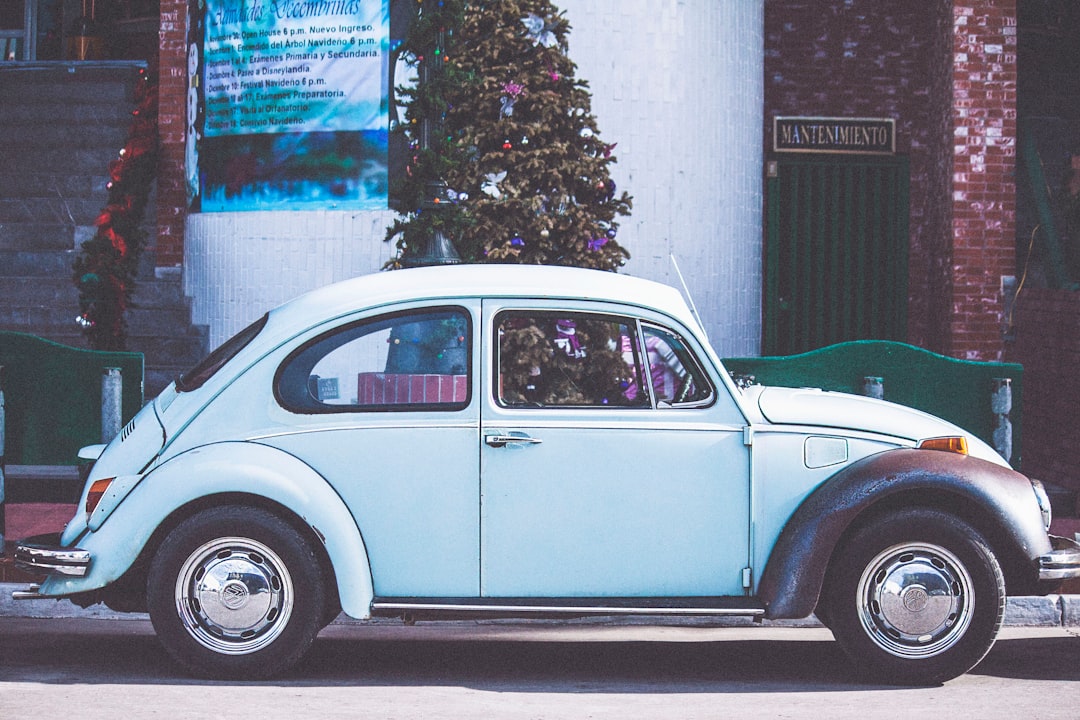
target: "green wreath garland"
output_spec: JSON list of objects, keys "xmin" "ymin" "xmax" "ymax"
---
[{"xmin": 73, "ymin": 64, "xmax": 160, "ymax": 350}]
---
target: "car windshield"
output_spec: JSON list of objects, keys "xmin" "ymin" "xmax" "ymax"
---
[{"xmin": 176, "ymin": 313, "xmax": 268, "ymax": 392}]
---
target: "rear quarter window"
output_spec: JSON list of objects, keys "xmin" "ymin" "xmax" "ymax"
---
[{"xmin": 275, "ymin": 307, "xmax": 471, "ymax": 413}]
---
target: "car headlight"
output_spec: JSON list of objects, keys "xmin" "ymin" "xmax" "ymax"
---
[{"xmin": 1030, "ymin": 478, "xmax": 1052, "ymax": 531}]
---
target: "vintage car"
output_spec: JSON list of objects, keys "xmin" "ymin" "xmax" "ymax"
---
[{"xmin": 14, "ymin": 264, "xmax": 1080, "ymax": 683}]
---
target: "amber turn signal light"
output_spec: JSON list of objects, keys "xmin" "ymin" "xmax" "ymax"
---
[
  {"xmin": 86, "ymin": 478, "xmax": 115, "ymax": 517},
  {"xmin": 917, "ymin": 436, "xmax": 969, "ymax": 455}
]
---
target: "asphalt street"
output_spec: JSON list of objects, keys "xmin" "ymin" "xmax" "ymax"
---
[{"xmin": 1, "ymin": 617, "xmax": 1079, "ymax": 719}]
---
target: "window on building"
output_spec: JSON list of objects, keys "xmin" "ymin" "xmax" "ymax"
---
[
  {"xmin": 1, "ymin": 0, "xmax": 158, "ymax": 62},
  {"xmin": 0, "ymin": 1, "xmax": 29, "ymax": 60}
]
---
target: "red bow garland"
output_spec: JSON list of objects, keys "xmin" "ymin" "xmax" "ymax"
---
[{"xmin": 73, "ymin": 64, "xmax": 160, "ymax": 350}]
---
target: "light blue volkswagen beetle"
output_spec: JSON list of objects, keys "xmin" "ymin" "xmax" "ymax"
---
[{"xmin": 14, "ymin": 264, "xmax": 1080, "ymax": 683}]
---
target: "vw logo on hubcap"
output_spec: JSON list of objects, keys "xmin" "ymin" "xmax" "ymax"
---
[
  {"xmin": 220, "ymin": 580, "xmax": 250, "ymax": 610},
  {"xmin": 902, "ymin": 585, "xmax": 930, "ymax": 613}
]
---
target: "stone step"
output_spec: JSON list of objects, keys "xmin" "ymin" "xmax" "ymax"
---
[
  {"xmin": 0, "ymin": 277, "xmax": 79, "ymax": 305},
  {"xmin": 1, "ymin": 122, "xmax": 128, "ymax": 151},
  {"xmin": 0, "ymin": 271, "xmax": 178, "ymax": 305},
  {"xmin": 0, "ymin": 67, "xmax": 135, "ymax": 105},
  {"xmin": 1, "ymin": 148, "xmax": 123, "ymax": 178},
  {"xmin": 0, "ymin": 224, "xmax": 80, "ymax": 253},
  {"xmin": 1, "ymin": 245, "xmax": 162, "ymax": 281},
  {"xmin": 0, "ymin": 174, "xmax": 102, "ymax": 202},
  {"xmin": 0, "ymin": 250, "xmax": 78, "ymax": 276},
  {"xmin": 0, "ymin": 197, "xmax": 103, "ymax": 225},
  {"xmin": 0, "ymin": 100, "xmax": 132, "ymax": 126},
  {"xmin": 0, "ymin": 320, "xmax": 205, "ymax": 359}
]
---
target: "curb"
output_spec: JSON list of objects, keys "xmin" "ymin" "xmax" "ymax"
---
[{"xmin": 2, "ymin": 583, "xmax": 1078, "ymax": 627}]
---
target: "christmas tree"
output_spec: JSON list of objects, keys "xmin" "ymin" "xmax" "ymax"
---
[{"xmin": 387, "ymin": 0, "xmax": 632, "ymax": 270}]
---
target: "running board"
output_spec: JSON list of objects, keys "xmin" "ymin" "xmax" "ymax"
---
[{"xmin": 371, "ymin": 596, "xmax": 766, "ymax": 621}]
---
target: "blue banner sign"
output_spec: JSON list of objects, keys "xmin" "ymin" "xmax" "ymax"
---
[{"xmin": 188, "ymin": 0, "xmax": 389, "ymax": 212}]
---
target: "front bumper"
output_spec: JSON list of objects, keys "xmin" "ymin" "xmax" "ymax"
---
[
  {"xmin": 13, "ymin": 533, "xmax": 90, "ymax": 579},
  {"xmin": 1039, "ymin": 534, "xmax": 1080, "ymax": 581}
]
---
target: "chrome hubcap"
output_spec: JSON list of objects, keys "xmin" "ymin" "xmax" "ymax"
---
[
  {"xmin": 857, "ymin": 542, "xmax": 974, "ymax": 658},
  {"xmin": 175, "ymin": 537, "xmax": 294, "ymax": 655}
]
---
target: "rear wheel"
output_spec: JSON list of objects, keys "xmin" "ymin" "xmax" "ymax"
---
[
  {"xmin": 824, "ymin": 508, "xmax": 1005, "ymax": 685},
  {"xmin": 147, "ymin": 505, "xmax": 326, "ymax": 679}
]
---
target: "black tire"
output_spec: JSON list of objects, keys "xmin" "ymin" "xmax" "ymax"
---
[
  {"xmin": 823, "ymin": 507, "xmax": 1005, "ymax": 685},
  {"xmin": 147, "ymin": 505, "xmax": 326, "ymax": 679}
]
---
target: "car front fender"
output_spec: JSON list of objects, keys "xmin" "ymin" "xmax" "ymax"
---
[
  {"xmin": 758, "ymin": 448, "xmax": 1050, "ymax": 619},
  {"xmin": 37, "ymin": 441, "xmax": 375, "ymax": 619}
]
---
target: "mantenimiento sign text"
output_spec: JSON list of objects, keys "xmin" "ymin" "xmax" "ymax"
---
[{"xmin": 773, "ymin": 117, "xmax": 895, "ymax": 156}]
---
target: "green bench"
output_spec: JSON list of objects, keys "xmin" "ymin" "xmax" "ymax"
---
[
  {"xmin": 1, "ymin": 332, "xmax": 143, "ymax": 514},
  {"xmin": 723, "ymin": 340, "xmax": 1022, "ymax": 468}
]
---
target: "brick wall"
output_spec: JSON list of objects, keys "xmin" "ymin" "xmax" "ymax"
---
[
  {"xmin": 764, "ymin": 0, "xmax": 955, "ymax": 353},
  {"xmin": 948, "ymin": 0, "xmax": 1017, "ymax": 361},
  {"xmin": 1006, "ymin": 288, "xmax": 1080, "ymax": 494},
  {"xmin": 156, "ymin": 0, "xmax": 188, "ymax": 268},
  {"xmin": 764, "ymin": 1, "xmax": 1022, "ymax": 361}
]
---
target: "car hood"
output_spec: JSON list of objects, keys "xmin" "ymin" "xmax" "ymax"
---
[{"xmin": 755, "ymin": 386, "xmax": 1006, "ymax": 465}]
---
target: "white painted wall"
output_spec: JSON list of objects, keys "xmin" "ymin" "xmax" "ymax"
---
[{"xmin": 185, "ymin": 0, "xmax": 763, "ymax": 355}]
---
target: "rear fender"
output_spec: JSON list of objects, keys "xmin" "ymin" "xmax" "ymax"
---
[
  {"xmin": 37, "ymin": 441, "xmax": 375, "ymax": 619},
  {"xmin": 758, "ymin": 448, "xmax": 1049, "ymax": 619}
]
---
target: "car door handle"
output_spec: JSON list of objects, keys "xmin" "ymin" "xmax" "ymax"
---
[{"xmin": 485, "ymin": 434, "xmax": 543, "ymax": 448}]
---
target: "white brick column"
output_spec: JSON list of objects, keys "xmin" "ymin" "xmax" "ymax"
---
[
  {"xmin": 564, "ymin": 0, "xmax": 764, "ymax": 356},
  {"xmin": 185, "ymin": 211, "xmax": 397, "ymax": 348}
]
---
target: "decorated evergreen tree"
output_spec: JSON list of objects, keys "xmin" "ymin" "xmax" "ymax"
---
[{"xmin": 387, "ymin": 0, "xmax": 631, "ymax": 270}]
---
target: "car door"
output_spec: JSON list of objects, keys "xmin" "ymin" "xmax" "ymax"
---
[
  {"xmin": 261, "ymin": 302, "xmax": 481, "ymax": 597},
  {"xmin": 479, "ymin": 300, "xmax": 751, "ymax": 598}
]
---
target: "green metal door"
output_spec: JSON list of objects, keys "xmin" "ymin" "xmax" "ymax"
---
[{"xmin": 764, "ymin": 155, "xmax": 909, "ymax": 356}]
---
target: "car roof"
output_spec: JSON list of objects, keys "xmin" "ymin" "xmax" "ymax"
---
[{"xmin": 271, "ymin": 264, "xmax": 699, "ymax": 330}]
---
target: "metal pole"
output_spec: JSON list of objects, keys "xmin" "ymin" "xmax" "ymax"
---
[
  {"xmin": 991, "ymin": 377, "xmax": 1013, "ymax": 463},
  {"xmin": 1, "ymin": 365, "xmax": 6, "ymax": 551},
  {"xmin": 861, "ymin": 376, "xmax": 884, "ymax": 400},
  {"xmin": 101, "ymin": 367, "xmax": 123, "ymax": 443}
]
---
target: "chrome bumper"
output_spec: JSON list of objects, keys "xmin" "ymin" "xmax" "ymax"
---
[
  {"xmin": 1038, "ymin": 534, "xmax": 1080, "ymax": 581},
  {"xmin": 13, "ymin": 532, "xmax": 90, "ymax": 579}
]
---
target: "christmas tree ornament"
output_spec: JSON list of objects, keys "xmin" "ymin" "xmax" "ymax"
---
[
  {"xmin": 522, "ymin": 14, "xmax": 558, "ymax": 48},
  {"xmin": 481, "ymin": 171, "xmax": 507, "ymax": 198}
]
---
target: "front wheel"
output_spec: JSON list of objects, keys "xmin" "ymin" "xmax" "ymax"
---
[
  {"xmin": 823, "ymin": 508, "xmax": 1005, "ymax": 685},
  {"xmin": 147, "ymin": 505, "xmax": 326, "ymax": 679}
]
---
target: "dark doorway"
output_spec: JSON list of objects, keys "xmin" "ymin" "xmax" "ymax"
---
[{"xmin": 764, "ymin": 155, "xmax": 909, "ymax": 356}]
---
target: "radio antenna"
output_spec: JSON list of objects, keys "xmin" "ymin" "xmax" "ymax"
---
[{"xmin": 669, "ymin": 254, "xmax": 708, "ymax": 341}]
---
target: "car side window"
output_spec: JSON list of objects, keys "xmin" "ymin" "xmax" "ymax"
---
[
  {"xmin": 640, "ymin": 324, "xmax": 713, "ymax": 406},
  {"xmin": 495, "ymin": 311, "xmax": 648, "ymax": 408},
  {"xmin": 276, "ymin": 307, "xmax": 470, "ymax": 413}
]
